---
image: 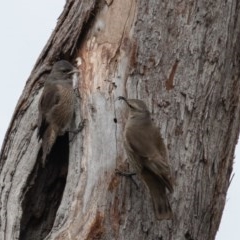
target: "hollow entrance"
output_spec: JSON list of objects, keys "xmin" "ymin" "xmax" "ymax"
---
[{"xmin": 20, "ymin": 134, "xmax": 69, "ymax": 240}]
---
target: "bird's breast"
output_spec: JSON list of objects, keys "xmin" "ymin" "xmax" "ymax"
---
[{"xmin": 51, "ymin": 86, "xmax": 75, "ymax": 133}]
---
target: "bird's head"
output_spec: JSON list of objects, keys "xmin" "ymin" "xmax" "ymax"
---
[
  {"xmin": 118, "ymin": 96, "xmax": 150, "ymax": 119},
  {"xmin": 48, "ymin": 60, "xmax": 79, "ymax": 83}
]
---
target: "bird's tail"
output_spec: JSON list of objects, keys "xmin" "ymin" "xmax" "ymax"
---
[
  {"xmin": 41, "ymin": 128, "xmax": 57, "ymax": 167},
  {"xmin": 142, "ymin": 168, "xmax": 173, "ymax": 220}
]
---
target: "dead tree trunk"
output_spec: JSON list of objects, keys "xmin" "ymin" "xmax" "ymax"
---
[{"xmin": 1, "ymin": 0, "xmax": 240, "ymax": 239}]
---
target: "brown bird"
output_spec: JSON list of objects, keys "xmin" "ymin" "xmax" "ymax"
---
[
  {"xmin": 118, "ymin": 96, "xmax": 173, "ymax": 220},
  {"xmin": 37, "ymin": 60, "xmax": 78, "ymax": 166}
]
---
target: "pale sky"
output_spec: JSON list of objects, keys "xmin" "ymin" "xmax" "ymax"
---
[{"xmin": 0, "ymin": 1, "xmax": 239, "ymax": 239}]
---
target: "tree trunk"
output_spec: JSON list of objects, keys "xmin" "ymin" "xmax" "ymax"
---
[{"xmin": 1, "ymin": 0, "xmax": 240, "ymax": 239}]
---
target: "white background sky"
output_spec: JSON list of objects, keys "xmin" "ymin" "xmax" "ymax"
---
[{"xmin": 0, "ymin": 1, "xmax": 239, "ymax": 239}]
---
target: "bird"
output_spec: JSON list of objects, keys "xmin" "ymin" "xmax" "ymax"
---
[
  {"xmin": 37, "ymin": 60, "xmax": 78, "ymax": 167},
  {"xmin": 118, "ymin": 96, "xmax": 173, "ymax": 220}
]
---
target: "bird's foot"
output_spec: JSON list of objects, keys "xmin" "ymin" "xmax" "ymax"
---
[
  {"xmin": 69, "ymin": 119, "xmax": 86, "ymax": 134},
  {"xmin": 69, "ymin": 119, "xmax": 86, "ymax": 141},
  {"xmin": 117, "ymin": 96, "xmax": 126, "ymax": 101},
  {"xmin": 115, "ymin": 169, "xmax": 136, "ymax": 177},
  {"xmin": 115, "ymin": 169, "xmax": 139, "ymax": 189}
]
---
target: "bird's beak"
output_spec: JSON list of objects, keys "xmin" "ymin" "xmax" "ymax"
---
[
  {"xmin": 68, "ymin": 67, "xmax": 79, "ymax": 74},
  {"xmin": 118, "ymin": 96, "xmax": 131, "ymax": 108}
]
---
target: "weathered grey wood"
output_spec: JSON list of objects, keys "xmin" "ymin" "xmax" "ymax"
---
[
  {"xmin": 0, "ymin": 0, "xmax": 240, "ymax": 239},
  {"xmin": 0, "ymin": 1, "xmax": 97, "ymax": 239}
]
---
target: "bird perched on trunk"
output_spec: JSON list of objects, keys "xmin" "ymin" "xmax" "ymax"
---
[
  {"xmin": 37, "ymin": 60, "xmax": 78, "ymax": 167},
  {"xmin": 118, "ymin": 96, "xmax": 173, "ymax": 220}
]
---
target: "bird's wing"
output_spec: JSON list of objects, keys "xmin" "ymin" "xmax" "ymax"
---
[
  {"xmin": 144, "ymin": 154, "xmax": 173, "ymax": 193},
  {"xmin": 124, "ymin": 134, "xmax": 144, "ymax": 173},
  {"xmin": 125, "ymin": 125, "xmax": 173, "ymax": 192},
  {"xmin": 37, "ymin": 84, "xmax": 61, "ymax": 139}
]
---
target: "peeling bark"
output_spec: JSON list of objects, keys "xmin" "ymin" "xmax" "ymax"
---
[{"xmin": 1, "ymin": 0, "xmax": 240, "ymax": 239}]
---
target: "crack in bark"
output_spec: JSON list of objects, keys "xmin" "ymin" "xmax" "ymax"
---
[{"xmin": 165, "ymin": 60, "xmax": 179, "ymax": 91}]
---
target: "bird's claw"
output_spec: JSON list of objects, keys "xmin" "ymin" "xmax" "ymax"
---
[
  {"xmin": 115, "ymin": 169, "xmax": 136, "ymax": 177},
  {"xmin": 69, "ymin": 119, "xmax": 86, "ymax": 142},
  {"xmin": 115, "ymin": 169, "xmax": 139, "ymax": 189},
  {"xmin": 118, "ymin": 96, "xmax": 126, "ymax": 101}
]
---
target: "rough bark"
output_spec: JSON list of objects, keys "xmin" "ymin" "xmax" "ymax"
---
[{"xmin": 1, "ymin": 0, "xmax": 240, "ymax": 239}]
